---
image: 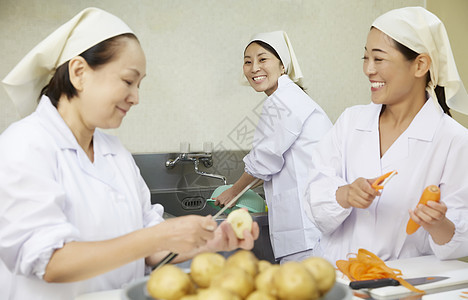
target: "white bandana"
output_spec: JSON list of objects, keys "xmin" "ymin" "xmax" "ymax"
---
[
  {"xmin": 2, "ymin": 7, "xmax": 134, "ymax": 117},
  {"xmin": 372, "ymin": 6, "xmax": 468, "ymax": 115}
]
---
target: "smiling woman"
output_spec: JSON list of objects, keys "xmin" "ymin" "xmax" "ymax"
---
[
  {"xmin": 304, "ymin": 6, "xmax": 468, "ymax": 264},
  {"xmin": 214, "ymin": 31, "xmax": 333, "ymax": 264},
  {"xmin": 243, "ymin": 40, "xmax": 285, "ymax": 96},
  {"xmin": 45, "ymin": 34, "xmax": 147, "ymax": 161},
  {"xmin": 0, "ymin": 7, "xmax": 258, "ymax": 300}
]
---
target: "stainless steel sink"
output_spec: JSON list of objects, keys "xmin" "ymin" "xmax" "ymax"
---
[
  {"xmin": 150, "ymin": 188, "xmax": 275, "ymax": 263},
  {"xmin": 150, "ymin": 187, "xmax": 220, "ymax": 216},
  {"xmin": 133, "ymin": 153, "xmax": 275, "ymax": 263}
]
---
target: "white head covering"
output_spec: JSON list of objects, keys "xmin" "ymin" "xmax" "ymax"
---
[
  {"xmin": 372, "ymin": 6, "xmax": 468, "ymax": 115},
  {"xmin": 243, "ymin": 31, "xmax": 304, "ymax": 87},
  {"xmin": 2, "ymin": 7, "xmax": 134, "ymax": 117}
]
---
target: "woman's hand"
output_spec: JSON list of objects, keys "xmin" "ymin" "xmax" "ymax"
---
[
  {"xmin": 206, "ymin": 220, "xmax": 260, "ymax": 252},
  {"xmin": 213, "ymin": 188, "xmax": 238, "ymax": 208},
  {"xmin": 408, "ymin": 200, "xmax": 455, "ymax": 244},
  {"xmin": 337, "ymin": 177, "xmax": 380, "ymax": 209},
  {"xmin": 153, "ymin": 215, "xmax": 217, "ymax": 253}
]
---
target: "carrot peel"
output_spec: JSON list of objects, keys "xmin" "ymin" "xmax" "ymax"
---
[
  {"xmin": 406, "ymin": 185, "xmax": 440, "ymax": 235},
  {"xmin": 336, "ymin": 248, "xmax": 425, "ymax": 294},
  {"xmin": 372, "ymin": 171, "xmax": 398, "ymax": 191}
]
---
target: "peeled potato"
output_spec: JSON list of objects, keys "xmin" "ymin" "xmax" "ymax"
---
[
  {"xmin": 226, "ymin": 209, "xmax": 253, "ymax": 239},
  {"xmin": 225, "ymin": 249, "xmax": 258, "ymax": 278},
  {"xmin": 147, "ymin": 264, "xmax": 194, "ymax": 300},
  {"xmin": 255, "ymin": 264, "xmax": 280, "ymax": 297},
  {"xmin": 210, "ymin": 266, "xmax": 254, "ymax": 299},
  {"xmin": 301, "ymin": 256, "xmax": 336, "ymax": 296},
  {"xmin": 190, "ymin": 252, "xmax": 226, "ymax": 288},
  {"xmin": 273, "ymin": 262, "xmax": 319, "ymax": 300}
]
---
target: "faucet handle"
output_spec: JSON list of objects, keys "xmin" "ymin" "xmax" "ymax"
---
[
  {"xmin": 203, "ymin": 142, "xmax": 213, "ymax": 154},
  {"xmin": 180, "ymin": 142, "xmax": 190, "ymax": 154}
]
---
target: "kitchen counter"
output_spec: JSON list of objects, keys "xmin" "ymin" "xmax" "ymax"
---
[{"xmin": 340, "ymin": 255, "xmax": 468, "ymax": 300}]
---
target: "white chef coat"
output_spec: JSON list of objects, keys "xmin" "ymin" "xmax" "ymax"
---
[
  {"xmin": 304, "ymin": 99, "xmax": 468, "ymax": 263},
  {"xmin": 0, "ymin": 96, "xmax": 164, "ymax": 300},
  {"xmin": 244, "ymin": 75, "xmax": 332, "ymax": 259}
]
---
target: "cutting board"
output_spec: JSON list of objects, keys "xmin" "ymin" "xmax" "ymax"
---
[{"xmin": 359, "ymin": 255, "xmax": 468, "ymax": 299}]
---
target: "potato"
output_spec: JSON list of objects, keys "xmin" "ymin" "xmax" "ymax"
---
[
  {"xmin": 190, "ymin": 252, "xmax": 226, "ymax": 288},
  {"xmin": 147, "ymin": 264, "xmax": 194, "ymax": 300},
  {"xmin": 301, "ymin": 256, "xmax": 336, "ymax": 296},
  {"xmin": 226, "ymin": 209, "xmax": 253, "ymax": 239},
  {"xmin": 225, "ymin": 249, "xmax": 259, "ymax": 278},
  {"xmin": 255, "ymin": 264, "xmax": 280, "ymax": 297},
  {"xmin": 273, "ymin": 262, "xmax": 319, "ymax": 300},
  {"xmin": 210, "ymin": 266, "xmax": 254, "ymax": 299},
  {"xmin": 197, "ymin": 287, "xmax": 241, "ymax": 300},
  {"xmin": 257, "ymin": 260, "xmax": 272, "ymax": 273},
  {"xmin": 246, "ymin": 290, "xmax": 277, "ymax": 300}
]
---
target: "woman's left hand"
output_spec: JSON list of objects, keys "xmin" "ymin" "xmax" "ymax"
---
[
  {"xmin": 206, "ymin": 220, "xmax": 260, "ymax": 252},
  {"xmin": 409, "ymin": 200, "xmax": 455, "ymax": 244},
  {"xmin": 409, "ymin": 200, "xmax": 447, "ymax": 229}
]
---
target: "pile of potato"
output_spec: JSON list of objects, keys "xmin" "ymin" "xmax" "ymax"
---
[{"xmin": 146, "ymin": 250, "xmax": 336, "ymax": 300}]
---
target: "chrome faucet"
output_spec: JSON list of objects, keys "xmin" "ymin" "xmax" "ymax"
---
[{"xmin": 165, "ymin": 143, "xmax": 227, "ymax": 185}]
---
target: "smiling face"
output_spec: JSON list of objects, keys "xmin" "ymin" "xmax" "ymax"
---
[
  {"xmin": 363, "ymin": 28, "xmax": 420, "ymax": 106},
  {"xmin": 65, "ymin": 37, "xmax": 147, "ymax": 132},
  {"xmin": 243, "ymin": 42, "xmax": 285, "ymax": 96}
]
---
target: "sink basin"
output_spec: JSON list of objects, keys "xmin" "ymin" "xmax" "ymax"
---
[{"xmin": 150, "ymin": 187, "xmax": 220, "ymax": 217}]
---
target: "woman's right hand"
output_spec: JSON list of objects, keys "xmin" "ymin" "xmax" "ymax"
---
[
  {"xmin": 213, "ymin": 188, "xmax": 238, "ymax": 208},
  {"xmin": 152, "ymin": 215, "xmax": 217, "ymax": 253},
  {"xmin": 337, "ymin": 177, "xmax": 380, "ymax": 209}
]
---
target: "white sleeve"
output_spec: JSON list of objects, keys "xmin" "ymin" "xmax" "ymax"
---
[
  {"xmin": 0, "ymin": 131, "xmax": 79, "ymax": 278},
  {"xmin": 430, "ymin": 134, "xmax": 468, "ymax": 259},
  {"xmin": 244, "ymin": 111, "xmax": 302, "ymax": 181},
  {"xmin": 136, "ymin": 173, "xmax": 164, "ymax": 227},
  {"xmin": 304, "ymin": 111, "xmax": 352, "ymax": 234}
]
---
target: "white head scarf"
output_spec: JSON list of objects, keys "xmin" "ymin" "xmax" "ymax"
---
[
  {"xmin": 243, "ymin": 31, "xmax": 304, "ymax": 88},
  {"xmin": 372, "ymin": 6, "xmax": 468, "ymax": 115},
  {"xmin": 2, "ymin": 7, "xmax": 134, "ymax": 117}
]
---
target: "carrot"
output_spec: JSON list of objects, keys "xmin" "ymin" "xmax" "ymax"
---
[
  {"xmin": 406, "ymin": 185, "xmax": 440, "ymax": 235},
  {"xmin": 336, "ymin": 248, "xmax": 424, "ymax": 294}
]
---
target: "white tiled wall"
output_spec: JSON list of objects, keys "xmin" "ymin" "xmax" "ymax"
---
[{"xmin": 1, "ymin": 0, "xmax": 427, "ymax": 153}]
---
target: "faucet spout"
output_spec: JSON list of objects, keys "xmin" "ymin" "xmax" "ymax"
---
[{"xmin": 194, "ymin": 159, "xmax": 227, "ymax": 185}]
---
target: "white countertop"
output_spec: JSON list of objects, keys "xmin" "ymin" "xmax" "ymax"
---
[
  {"xmin": 75, "ymin": 289, "xmax": 122, "ymax": 300},
  {"xmin": 340, "ymin": 255, "xmax": 468, "ymax": 300}
]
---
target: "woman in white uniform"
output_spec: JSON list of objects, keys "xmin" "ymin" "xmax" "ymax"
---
[
  {"xmin": 0, "ymin": 8, "xmax": 258, "ymax": 299},
  {"xmin": 305, "ymin": 7, "xmax": 468, "ymax": 263},
  {"xmin": 214, "ymin": 31, "xmax": 332, "ymax": 263}
]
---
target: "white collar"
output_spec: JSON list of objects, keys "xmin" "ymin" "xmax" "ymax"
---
[{"xmin": 355, "ymin": 99, "xmax": 444, "ymax": 142}]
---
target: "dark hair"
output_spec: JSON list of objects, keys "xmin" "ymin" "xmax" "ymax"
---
[
  {"xmin": 246, "ymin": 40, "xmax": 306, "ymax": 91},
  {"xmin": 248, "ymin": 40, "xmax": 282, "ymax": 62},
  {"xmin": 393, "ymin": 39, "xmax": 451, "ymax": 116},
  {"xmin": 40, "ymin": 33, "xmax": 138, "ymax": 108}
]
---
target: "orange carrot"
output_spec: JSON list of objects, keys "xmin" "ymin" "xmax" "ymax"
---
[
  {"xmin": 336, "ymin": 249, "xmax": 424, "ymax": 294},
  {"xmin": 406, "ymin": 185, "xmax": 440, "ymax": 235}
]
